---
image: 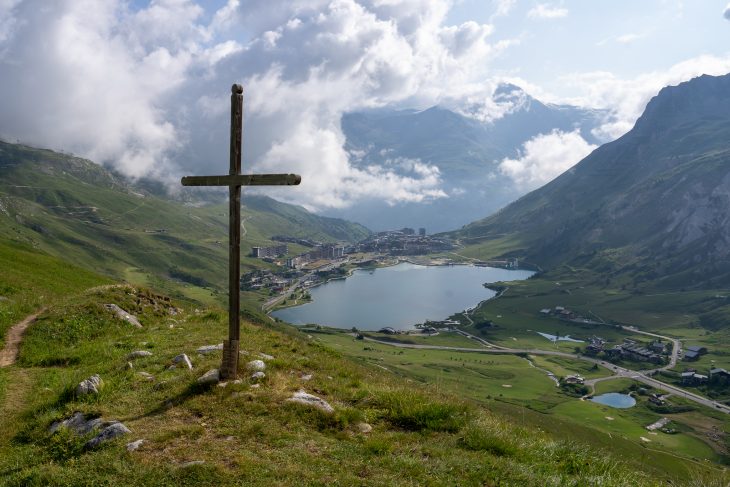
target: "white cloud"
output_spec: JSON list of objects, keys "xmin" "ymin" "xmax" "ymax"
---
[
  {"xmin": 560, "ymin": 55, "xmax": 730, "ymax": 141},
  {"xmin": 491, "ymin": 0, "xmax": 516, "ymax": 19},
  {"xmin": 527, "ymin": 3, "xmax": 568, "ymax": 19},
  {"xmin": 724, "ymin": 3, "xmax": 730, "ymax": 20},
  {"xmin": 498, "ymin": 130, "xmax": 597, "ymax": 189},
  {"xmin": 0, "ymin": 0, "xmax": 507, "ymax": 209},
  {"xmin": 616, "ymin": 33, "xmax": 643, "ymax": 44}
]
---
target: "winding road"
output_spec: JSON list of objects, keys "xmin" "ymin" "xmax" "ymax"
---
[{"xmin": 360, "ymin": 335, "xmax": 730, "ymax": 414}]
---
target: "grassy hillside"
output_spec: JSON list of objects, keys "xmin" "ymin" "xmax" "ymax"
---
[
  {"xmin": 2, "ymin": 285, "xmax": 697, "ymax": 486},
  {"xmin": 453, "ymin": 74, "xmax": 730, "ymax": 292},
  {"xmin": 0, "ymin": 140, "xmax": 368, "ymax": 305}
]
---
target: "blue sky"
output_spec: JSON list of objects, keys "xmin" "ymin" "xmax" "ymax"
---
[{"xmin": 1, "ymin": 0, "xmax": 729, "ymax": 208}]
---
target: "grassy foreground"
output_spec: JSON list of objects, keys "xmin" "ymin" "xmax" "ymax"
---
[{"xmin": 0, "ymin": 285, "xmax": 690, "ymax": 486}]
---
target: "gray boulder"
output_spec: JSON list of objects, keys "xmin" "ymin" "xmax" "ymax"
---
[
  {"xmin": 126, "ymin": 439, "xmax": 146, "ymax": 451},
  {"xmin": 287, "ymin": 390, "xmax": 334, "ymax": 413},
  {"xmin": 250, "ymin": 371, "xmax": 266, "ymax": 381},
  {"xmin": 246, "ymin": 360, "xmax": 266, "ymax": 372},
  {"xmin": 197, "ymin": 369, "xmax": 220, "ymax": 386},
  {"xmin": 196, "ymin": 344, "xmax": 223, "ymax": 355},
  {"xmin": 105, "ymin": 304, "xmax": 142, "ymax": 328},
  {"xmin": 86, "ymin": 422, "xmax": 131, "ymax": 449},
  {"xmin": 76, "ymin": 374, "xmax": 103, "ymax": 396},
  {"xmin": 173, "ymin": 353, "xmax": 193, "ymax": 370}
]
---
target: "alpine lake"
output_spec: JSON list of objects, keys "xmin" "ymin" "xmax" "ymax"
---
[{"xmin": 271, "ymin": 262, "xmax": 534, "ymax": 330}]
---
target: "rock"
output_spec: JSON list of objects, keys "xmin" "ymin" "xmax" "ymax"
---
[
  {"xmin": 287, "ymin": 390, "xmax": 334, "ymax": 413},
  {"xmin": 250, "ymin": 384, "xmax": 261, "ymax": 389},
  {"xmin": 197, "ymin": 369, "xmax": 220, "ymax": 386},
  {"xmin": 217, "ymin": 382, "xmax": 228, "ymax": 388},
  {"xmin": 128, "ymin": 350, "xmax": 153, "ymax": 359},
  {"xmin": 49, "ymin": 412, "xmax": 103, "ymax": 434},
  {"xmin": 125, "ymin": 362, "xmax": 134, "ymax": 370},
  {"xmin": 250, "ymin": 371, "xmax": 265, "ymax": 381},
  {"xmin": 105, "ymin": 304, "xmax": 142, "ymax": 328},
  {"xmin": 197, "ymin": 344, "xmax": 223, "ymax": 355},
  {"xmin": 246, "ymin": 360, "xmax": 266, "ymax": 372},
  {"xmin": 86, "ymin": 422, "xmax": 131, "ymax": 449},
  {"xmin": 258, "ymin": 353, "xmax": 274, "ymax": 360},
  {"xmin": 167, "ymin": 365, "xmax": 176, "ymax": 371},
  {"xmin": 138, "ymin": 372, "xmax": 155, "ymax": 381},
  {"xmin": 173, "ymin": 353, "xmax": 193, "ymax": 370},
  {"xmin": 232, "ymin": 379, "xmax": 243, "ymax": 385},
  {"xmin": 76, "ymin": 374, "xmax": 103, "ymax": 396},
  {"xmin": 181, "ymin": 460, "xmax": 205, "ymax": 468},
  {"xmin": 126, "ymin": 439, "xmax": 146, "ymax": 452},
  {"xmin": 357, "ymin": 422, "xmax": 373, "ymax": 434},
  {"xmin": 300, "ymin": 374, "xmax": 313, "ymax": 381}
]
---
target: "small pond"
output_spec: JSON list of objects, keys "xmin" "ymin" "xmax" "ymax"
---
[{"xmin": 590, "ymin": 393, "xmax": 636, "ymax": 408}]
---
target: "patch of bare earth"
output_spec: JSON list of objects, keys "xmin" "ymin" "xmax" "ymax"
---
[{"xmin": 0, "ymin": 309, "xmax": 45, "ymax": 367}]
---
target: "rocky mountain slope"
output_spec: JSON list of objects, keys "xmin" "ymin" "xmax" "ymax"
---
[{"xmin": 456, "ymin": 74, "xmax": 730, "ymax": 290}]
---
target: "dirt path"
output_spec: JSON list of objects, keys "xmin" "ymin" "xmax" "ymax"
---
[{"xmin": 0, "ymin": 309, "xmax": 45, "ymax": 367}]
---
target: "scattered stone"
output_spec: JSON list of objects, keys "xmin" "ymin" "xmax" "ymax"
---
[
  {"xmin": 300, "ymin": 374, "xmax": 313, "ymax": 381},
  {"xmin": 250, "ymin": 371, "xmax": 265, "ymax": 381},
  {"xmin": 50, "ymin": 412, "xmax": 131, "ymax": 449},
  {"xmin": 356, "ymin": 422, "xmax": 373, "ymax": 434},
  {"xmin": 287, "ymin": 390, "xmax": 334, "ymax": 413},
  {"xmin": 86, "ymin": 423, "xmax": 131, "ymax": 449},
  {"xmin": 217, "ymin": 382, "xmax": 228, "ymax": 388},
  {"xmin": 125, "ymin": 362, "xmax": 134, "ymax": 370},
  {"xmin": 76, "ymin": 374, "xmax": 103, "ymax": 396},
  {"xmin": 153, "ymin": 381, "xmax": 168, "ymax": 391},
  {"xmin": 232, "ymin": 379, "xmax": 243, "ymax": 385},
  {"xmin": 173, "ymin": 353, "xmax": 193, "ymax": 370},
  {"xmin": 49, "ymin": 412, "xmax": 102, "ymax": 434},
  {"xmin": 258, "ymin": 353, "xmax": 274, "ymax": 360},
  {"xmin": 168, "ymin": 307, "xmax": 181, "ymax": 316},
  {"xmin": 640, "ymin": 436, "xmax": 651, "ymax": 443},
  {"xmin": 197, "ymin": 369, "xmax": 220, "ymax": 386},
  {"xmin": 197, "ymin": 344, "xmax": 223, "ymax": 355},
  {"xmin": 138, "ymin": 372, "xmax": 155, "ymax": 381},
  {"xmin": 246, "ymin": 360, "xmax": 266, "ymax": 372},
  {"xmin": 128, "ymin": 350, "xmax": 153, "ymax": 359},
  {"xmin": 126, "ymin": 439, "xmax": 146, "ymax": 452},
  {"xmin": 105, "ymin": 304, "xmax": 142, "ymax": 328},
  {"xmin": 167, "ymin": 365, "xmax": 176, "ymax": 371},
  {"xmin": 250, "ymin": 384, "xmax": 261, "ymax": 389},
  {"xmin": 181, "ymin": 460, "xmax": 205, "ymax": 468},
  {"xmin": 501, "ymin": 384, "xmax": 512, "ymax": 388}
]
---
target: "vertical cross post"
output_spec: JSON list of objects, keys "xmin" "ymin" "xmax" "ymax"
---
[
  {"xmin": 223, "ymin": 84, "xmax": 243, "ymax": 379},
  {"xmin": 181, "ymin": 83, "xmax": 300, "ymax": 381}
]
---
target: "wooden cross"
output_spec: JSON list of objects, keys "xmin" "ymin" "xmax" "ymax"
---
[{"xmin": 181, "ymin": 84, "xmax": 301, "ymax": 379}]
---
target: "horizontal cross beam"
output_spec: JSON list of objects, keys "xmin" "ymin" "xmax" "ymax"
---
[{"xmin": 181, "ymin": 173, "xmax": 301, "ymax": 187}]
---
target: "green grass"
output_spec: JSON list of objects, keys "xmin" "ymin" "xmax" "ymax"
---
[
  {"xmin": 0, "ymin": 240, "xmax": 109, "ymax": 348},
  {"xmin": 0, "ymin": 286, "xmax": 679, "ymax": 486}
]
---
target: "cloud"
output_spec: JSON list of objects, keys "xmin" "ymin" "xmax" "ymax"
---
[
  {"xmin": 724, "ymin": 3, "xmax": 730, "ymax": 20},
  {"xmin": 498, "ymin": 130, "xmax": 597, "ymax": 189},
  {"xmin": 560, "ymin": 55, "xmax": 730, "ymax": 141},
  {"xmin": 491, "ymin": 0, "xmax": 517, "ymax": 19},
  {"xmin": 527, "ymin": 3, "xmax": 568, "ymax": 19},
  {"xmin": 615, "ymin": 33, "xmax": 643, "ymax": 44},
  {"xmin": 0, "ymin": 0, "xmax": 505, "ymax": 210}
]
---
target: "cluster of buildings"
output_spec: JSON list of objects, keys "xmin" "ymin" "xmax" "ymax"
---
[
  {"xmin": 353, "ymin": 229, "xmax": 454, "ymax": 255},
  {"xmin": 683, "ymin": 345, "xmax": 708, "ymax": 361},
  {"xmin": 681, "ymin": 367, "xmax": 729, "ymax": 386},
  {"xmin": 240, "ymin": 269, "xmax": 291, "ymax": 293},
  {"xmin": 286, "ymin": 243, "xmax": 346, "ymax": 269},
  {"xmin": 604, "ymin": 339, "xmax": 667, "ymax": 364},
  {"xmin": 539, "ymin": 306, "xmax": 580, "ymax": 320},
  {"xmin": 251, "ymin": 244, "xmax": 288, "ymax": 259}
]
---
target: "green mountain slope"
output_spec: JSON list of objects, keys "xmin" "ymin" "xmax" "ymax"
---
[
  {"xmin": 455, "ymin": 73, "xmax": 730, "ymax": 291},
  {"xmin": 0, "ymin": 141, "xmax": 369, "ymax": 302},
  {"xmin": 0, "ymin": 264, "xmax": 695, "ymax": 485}
]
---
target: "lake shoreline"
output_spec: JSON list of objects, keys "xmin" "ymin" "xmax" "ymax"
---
[{"xmin": 270, "ymin": 261, "xmax": 535, "ymax": 330}]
